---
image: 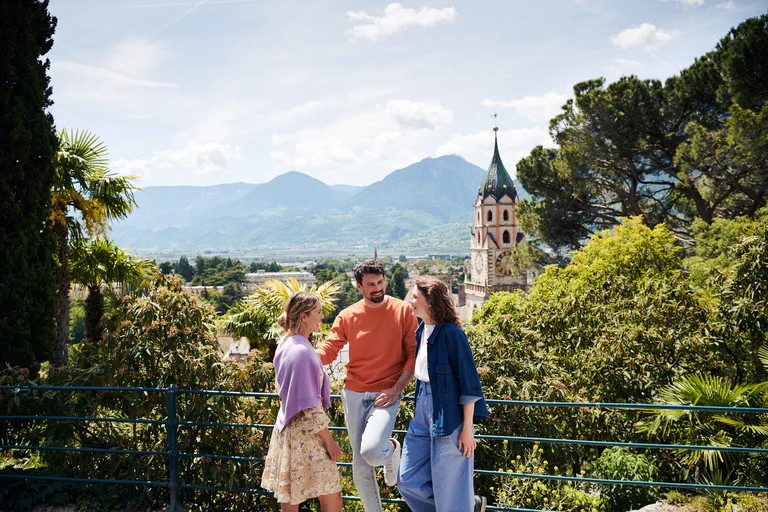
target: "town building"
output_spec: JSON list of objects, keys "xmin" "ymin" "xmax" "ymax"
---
[
  {"xmin": 243, "ymin": 270, "xmax": 316, "ymax": 290},
  {"xmin": 463, "ymin": 127, "xmax": 527, "ymax": 312}
]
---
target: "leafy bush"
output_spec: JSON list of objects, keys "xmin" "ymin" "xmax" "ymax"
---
[
  {"xmin": 591, "ymin": 447, "xmax": 658, "ymax": 512},
  {"xmin": 493, "ymin": 441, "xmax": 606, "ymax": 512},
  {"xmin": 0, "ymin": 468, "xmax": 74, "ymax": 512},
  {"xmin": 1, "ymin": 275, "xmax": 277, "ymax": 511},
  {"xmin": 468, "ymin": 218, "xmax": 720, "ymax": 487}
]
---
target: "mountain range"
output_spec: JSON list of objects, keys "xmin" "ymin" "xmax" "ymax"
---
[{"xmin": 110, "ymin": 155, "xmax": 529, "ymax": 255}]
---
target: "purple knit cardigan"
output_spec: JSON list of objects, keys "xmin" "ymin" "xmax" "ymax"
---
[{"xmin": 273, "ymin": 334, "xmax": 331, "ymax": 432}]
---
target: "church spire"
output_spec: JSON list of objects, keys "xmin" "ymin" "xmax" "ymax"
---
[{"xmin": 478, "ymin": 125, "xmax": 517, "ymax": 202}]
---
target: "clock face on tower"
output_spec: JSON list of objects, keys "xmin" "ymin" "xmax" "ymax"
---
[
  {"xmin": 495, "ymin": 251, "xmax": 515, "ymax": 276},
  {"xmin": 473, "ymin": 252, "xmax": 485, "ymax": 275}
]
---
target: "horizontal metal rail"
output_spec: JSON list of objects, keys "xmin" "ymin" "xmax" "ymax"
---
[
  {"xmin": 0, "ymin": 473, "xmax": 166, "ymax": 487},
  {"xmin": 0, "ymin": 384, "xmax": 167, "ymax": 393},
  {"xmin": 1, "ymin": 383, "xmax": 767, "ymax": 512},
  {"xmin": 0, "ymin": 414, "xmax": 166, "ymax": 425},
  {"xmin": 0, "ymin": 444, "xmax": 167, "ymax": 456}
]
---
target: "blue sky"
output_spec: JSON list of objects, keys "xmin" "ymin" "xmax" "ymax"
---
[{"xmin": 48, "ymin": 0, "xmax": 767, "ymax": 187}]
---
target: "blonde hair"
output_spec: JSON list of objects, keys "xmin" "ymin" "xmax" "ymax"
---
[{"xmin": 277, "ymin": 292, "xmax": 320, "ymax": 334}]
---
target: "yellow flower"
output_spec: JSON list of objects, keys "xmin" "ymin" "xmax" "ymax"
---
[
  {"xmin": 554, "ymin": 466, "xmax": 559, "ymax": 471},
  {"xmin": 543, "ymin": 498, "xmax": 548, "ymax": 503},
  {"xmin": 543, "ymin": 461, "xmax": 548, "ymax": 466},
  {"xmin": 516, "ymin": 455, "xmax": 521, "ymax": 459},
  {"xmin": 526, "ymin": 499, "xmax": 531, "ymax": 504},
  {"xmin": 539, "ymin": 448, "xmax": 544, "ymax": 453}
]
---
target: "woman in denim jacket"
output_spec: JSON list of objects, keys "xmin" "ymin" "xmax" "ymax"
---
[{"xmin": 398, "ymin": 276, "xmax": 490, "ymax": 512}]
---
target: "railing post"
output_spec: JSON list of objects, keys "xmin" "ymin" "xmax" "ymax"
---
[{"xmin": 166, "ymin": 384, "xmax": 179, "ymax": 511}]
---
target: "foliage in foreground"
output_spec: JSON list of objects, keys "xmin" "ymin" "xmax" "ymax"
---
[
  {"xmin": 0, "ymin": 0, "xmax": 58, "ymax": 372},
  {"xmin": 468, "ymin": 214, "xmax": 768, "ymax": 506},
  {"xmin": 1, "ymin": 274, "xmax": 278, "ymax": 511}
]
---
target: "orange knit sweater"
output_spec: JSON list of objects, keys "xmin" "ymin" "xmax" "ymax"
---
[{"xmin": 316, "ymin": 296, "xmax": 417, "ymax": 392}]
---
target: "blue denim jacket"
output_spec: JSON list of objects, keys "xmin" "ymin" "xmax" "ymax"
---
[{"xmin": 414, "ymin": 321, "xmax": 490, "ymax": 437}]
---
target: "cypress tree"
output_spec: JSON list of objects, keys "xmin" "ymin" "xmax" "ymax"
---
[{"xmin": 0, "ymin": 0, "xmax": 58, "ymax": 370}]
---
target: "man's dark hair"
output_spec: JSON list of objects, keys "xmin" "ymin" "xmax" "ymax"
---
[{"xmin": 353, "ymin": 259, "xmax": 386, "ymax": 284}]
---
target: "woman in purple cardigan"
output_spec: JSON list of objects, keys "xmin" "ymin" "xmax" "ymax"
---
[{"xmin": 261, "ymin": 292, "xmax": 343, "ymax": 512}]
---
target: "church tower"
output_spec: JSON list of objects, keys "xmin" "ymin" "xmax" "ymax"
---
[{"xmin": 464, "ymin": 126, "xmax": 527, "ymax": 310}]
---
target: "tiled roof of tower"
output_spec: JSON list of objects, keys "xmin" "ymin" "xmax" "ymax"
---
[{"xmin": 479, "ymin": 129, "xmax": 517, "ymax": 202}]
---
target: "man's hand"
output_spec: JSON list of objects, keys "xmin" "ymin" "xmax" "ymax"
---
[
  {"xmin": 373, "ymin": 387, "xmax": 399, "ymax": 408},
  {"xmin": 457, "ymin": 426, "xmax": 476, "ymax": 457}
]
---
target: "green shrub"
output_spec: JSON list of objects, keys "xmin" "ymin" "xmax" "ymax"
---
[
  {"xmin": 493, "ymin": 441, "xmax": 607, "ymax": 512},
  {"xmin": 0, "ymin": 468, "xmax": 74, "ymax": 511},
  {"xmin": 591, "ymin": 447, "xmax": 659, "ymax": 512},
  {"xmin": 0, "ymin": 275, "xmax": 277, "ymax": 511}
]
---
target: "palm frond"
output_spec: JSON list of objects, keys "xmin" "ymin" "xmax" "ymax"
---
[
  {"xmin": 70, "ymin": 238, "xmax": 156, "ymax": 293},
  {"xmin": 759, "ymin": 342, "xmax": 768, "ymax": 368},
  {"xmin": 217, "ymin": 277, "xmax": 342, "ymax": 345},
  {"xmin": 637, "ymin": 373, "xmax": 768, "ymax": 473},
  {"xmin": 54, "ymin": 129, "xmax": 140, "ymax": 238}
]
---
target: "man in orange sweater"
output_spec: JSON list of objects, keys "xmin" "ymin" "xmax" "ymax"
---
[{"xmin": 316, "ymin": 259, "xmax": 417, "ymax": 512}]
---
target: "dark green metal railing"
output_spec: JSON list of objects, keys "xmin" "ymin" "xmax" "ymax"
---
[{"xmin": 1, "ymin": 384, "xmax": 767, "ymax": 511}]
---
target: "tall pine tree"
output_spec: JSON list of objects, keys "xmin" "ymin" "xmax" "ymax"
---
[{"xmin": 0, "ymin": 0, "xmax": 58, "ymax": 370}]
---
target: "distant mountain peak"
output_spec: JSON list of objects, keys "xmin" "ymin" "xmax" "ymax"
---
[{"xmin": 268, "ymin": 170, "xmax": 326, "ymax": 185}]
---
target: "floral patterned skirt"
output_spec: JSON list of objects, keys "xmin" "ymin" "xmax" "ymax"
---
[{"xmin": 261, "ymin": 404, "xmax": 341, "ymax": 504}]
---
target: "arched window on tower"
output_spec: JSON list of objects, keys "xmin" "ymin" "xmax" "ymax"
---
[
  {"xmin": 487, "ymin": 210, "xmax": 493, "ymax": 222},
  {"xmin": 477, "ymin": 232, "xmax": 481, "ymax": 245},
  {"xmin": 503, "ymin": 230, "xmax": 510, "ymax": 244},
  {"xmin": 503, "ymin": 210, "xmax": 509, "ymax": 221},
  {"xmin": 477, "ymin": 211, "xmax": 480, "ymax": 223}
]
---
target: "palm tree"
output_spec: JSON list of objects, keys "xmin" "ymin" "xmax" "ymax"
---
[
  {"xmin": 218, "ymin": 277, "xmax": 341, "ymax": 357},
  {"xmin": 69, "ymin": 238, "xmax": 155, "ymax": 343},
  {"xmin": 51, "ymin": 129, "xmax": 138, "ymax": 365},
  {"xmin": 635, "ymin": 355, "xmax": 768, "ymax": 476}
]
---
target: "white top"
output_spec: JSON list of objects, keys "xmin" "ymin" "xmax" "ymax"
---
[{"xmin": 414, "ymin": 324, "xmax": 435, "ymax": 382}]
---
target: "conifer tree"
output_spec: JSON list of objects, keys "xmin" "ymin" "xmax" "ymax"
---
[{"xmin": 0, "ymin": 0, "xmax": 58, "ymax": 370}]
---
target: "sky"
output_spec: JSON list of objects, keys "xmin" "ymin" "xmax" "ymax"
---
[{"xmin": 47, "ymin": 0, "xmax": 767, "ymax": 188}]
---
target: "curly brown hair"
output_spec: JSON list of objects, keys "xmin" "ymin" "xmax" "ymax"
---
[{"xmin": 414, "ymin": 276, "xmax": 461, "ymax": 328}]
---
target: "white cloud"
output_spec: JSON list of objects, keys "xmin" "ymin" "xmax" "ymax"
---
[
  {"xmin": 613, "ymin": 58, "xmax": 642, "ymax": 68},
  {"xmin": 54, "ymin": 60, "xmax": 176, "ymax": 89},
  {"xmin": 611, "ymin": 24, "xmax": 675, "ymax": 51},
  {"xmin": 50, "ymin": 38, "xmax": 178, "ymax": 121},
  {"xmin": 270, "ymin": 99, "xmax": 338, "ymax": 124},
  {"xmin": 436, "ymin": 126, "xmax": 555, "ymax": 174},
  {"xmin": 716, "ymin": 1, "xmax": 737, "ymax": 10},
  {"xmin": 347, "ymin": 3, "xmax": 456, "ymax": 42},
  {"xmin": 268, "ymin": 99, "xmax": 453, "ymax": 183},
  {"xmin": 482, "ymin": 92, "xmax": 568, "ymax": 122},
  {"xmin": 106, "ymin": 37, "xmax": 167, "ymax": 78},
  {"xmin": 269, "ymin": 89, "xmax": 392, "ymax": 125},
  {"xmin": 677, "ymin": 0, "xmax": 704, "ymax": 7},
  {"xmin": 606, "ymin": 58, "xmax": 643, "ymax": 75},
  {"xmin": 385, "ymin": 100, "xmax": 453, "ymax": 130},
  {"xmin": 112, "ymin": 143, "xmax": 243, "ymax": 181}
]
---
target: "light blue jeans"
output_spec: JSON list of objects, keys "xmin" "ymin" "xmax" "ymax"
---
[
  {"xmin": 397, "ymin": 382, "xmax": 475, "ymax": 512},
  {"xmin": 341, "ymin": 388, "xmax": 401, "ymax": 512}
]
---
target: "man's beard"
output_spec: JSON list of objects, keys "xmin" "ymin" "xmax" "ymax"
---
[{"xmin": 368, "ymin": 291, "xmax": 385, "ymax": 303}]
